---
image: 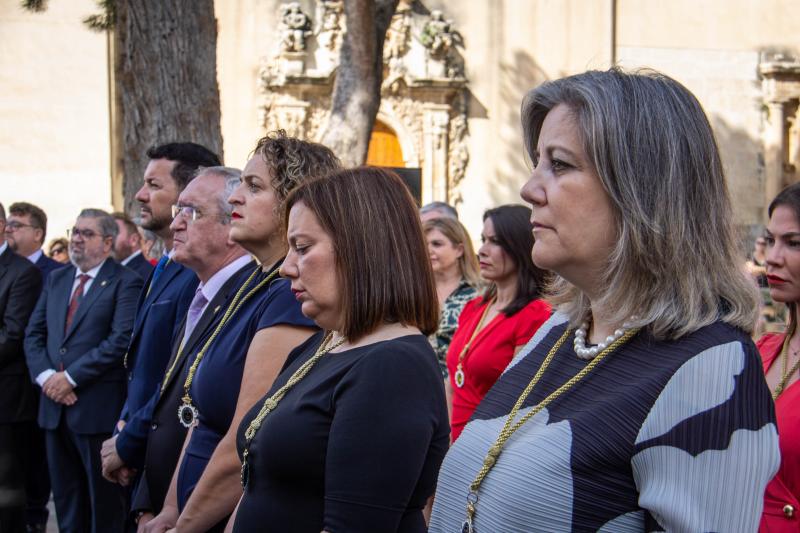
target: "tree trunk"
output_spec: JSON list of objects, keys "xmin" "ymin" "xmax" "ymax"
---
[
  {"xmin": 116, "ymin": 0, "xmax": 223, "ymax": 215},
  {"xmin": 320, "ymin": 0, "xmax": 399, "ymax": 167}
]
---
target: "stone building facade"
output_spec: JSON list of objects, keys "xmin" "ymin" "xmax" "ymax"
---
[{"xmin": 2, "ymin": 0, "xmax": 800, "ymax": 245}]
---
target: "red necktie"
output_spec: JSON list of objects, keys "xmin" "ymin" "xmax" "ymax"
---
[{"xmin": 65, "ymin": 274, "xmax": 91, "ymax": 333}]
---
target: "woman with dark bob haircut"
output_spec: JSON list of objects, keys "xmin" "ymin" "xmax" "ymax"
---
[
  {"xmin": 446, "ymin": 204, "xmax": 550, "ymax": 441},
  {"xmin": 430, "ymin": 68, "xmax": 780, "ymax": 532},
  {"xmin": 230, "ymin": 167, "xmax": 449, "ymax": 532}
]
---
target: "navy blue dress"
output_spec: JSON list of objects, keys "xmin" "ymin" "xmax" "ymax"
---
[
  {"xmin": 176, "ymin": 274, "xmax": 315, "ymax": 513},
  {"xmin": 233, "ymin": 331, "xmax": 450, "ymax": 533}
]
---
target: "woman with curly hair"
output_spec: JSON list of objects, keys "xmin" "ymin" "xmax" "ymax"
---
[{"xmin": 143, "ymin": 132, "xmax": 341, "ymax": 532}]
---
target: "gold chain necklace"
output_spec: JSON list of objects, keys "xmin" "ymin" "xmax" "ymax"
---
[
  {"xmin": 240, "ymin": 332, "xmax": 346, "ymax": 488},
  {"xmin": 170, "ymin": 264, "xmax": 279, "ymax": 428},
  {"xmin": 773, "ymin": 334, "xmax": 800, "ymax": 400},
  {"xmin": 461, "ymin": 325, "xmax": 639, "ymax": 533},
  {"xmin": 454, "ymin": 299, "xmax": 495, "ymax": 388}
]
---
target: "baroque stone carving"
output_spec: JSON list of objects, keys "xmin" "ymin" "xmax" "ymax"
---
[
  {"xmin": 260, "ymin": 1, "xmax": 470, "ymax": 205},
  {"xmin": 279, "ymin": 3, "xmax": 313, "ymax": 53}
]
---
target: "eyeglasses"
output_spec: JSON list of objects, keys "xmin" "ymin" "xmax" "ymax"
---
[
  {"xmin": 5, "ymin": 221, "xmax": 35, "ymax": 232},
  {"xmin": 50, "ymin": 247, "xmax": 66, "ymax": 255},
  {"xmin": 67, "ymin": 227, "xmax": 102, "ymax": 240},
  {"xmin": 172, "ymin": 205, "xmax": 201, "ymax": 222}
]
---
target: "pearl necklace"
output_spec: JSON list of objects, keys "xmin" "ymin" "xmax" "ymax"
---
[{"xmin": 573, "ymin": 318, "xmax": 636, "ymax": 360}]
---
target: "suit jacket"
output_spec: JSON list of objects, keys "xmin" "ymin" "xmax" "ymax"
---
[
  {"xmin": 0, "ymin": 247, "xmax": 43, "ymax": 423},
  {"xmin": 24, "ymin": 259, "xmax": 143, "ymax": 434},
  {"xmin": 123, "ymin": 252, "xmax": 155, "ymax": 281},
  {"xmin": 131, "ymin": 261, "xmax": 255, "ymax": 515},
  {"xmin": 115, "ymin": 259, "xmax": 198, "ymax": 468},
  {"xmin": 35, "ymin": 252, "xmax": 64, "ymax": 280}
]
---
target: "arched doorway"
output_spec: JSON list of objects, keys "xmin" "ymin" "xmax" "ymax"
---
[{"xmin": 366, "ymin": 120, "xmax": 404, "ymax": 167}]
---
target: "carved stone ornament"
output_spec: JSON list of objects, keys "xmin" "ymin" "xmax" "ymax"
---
[{"xmin": 259, "ymin": 0, "xmax": 470, "ymax": 206}]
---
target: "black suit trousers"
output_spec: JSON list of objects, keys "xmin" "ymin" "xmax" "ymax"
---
[{"xmin": 46, "ymin": 417, "xmax": 126, "ymax": 533}]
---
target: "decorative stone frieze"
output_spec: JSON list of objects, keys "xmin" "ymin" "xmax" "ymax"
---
[{"xmin": 259, "ymin": 0, "xmax": 470, "ymax": 206}]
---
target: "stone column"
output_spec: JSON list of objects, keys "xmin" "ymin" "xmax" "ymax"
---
[
  {"xmin": 422, "ymin": 104, "xmax": 450, "ymax": 204},
  {"xmin": 764, "ymin": 101, "xmax": 787, "ymax": 208}
]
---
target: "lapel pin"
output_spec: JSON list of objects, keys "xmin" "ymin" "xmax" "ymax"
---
[
  {"xmin": 214, "ymin": 305, "xmax": 221, "ymax": 314},
  {"xmin": 101, "ymin": 280, "xmax": 108, "ymax": 287}
]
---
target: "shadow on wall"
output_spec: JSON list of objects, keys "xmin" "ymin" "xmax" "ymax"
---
[
  {"xmin": 710, "ymin": 115, "xmax": 766, "ymax": 254},
  {"xmin": 492, "ymin": 50, "xmax": 548, "ymax": 206}
]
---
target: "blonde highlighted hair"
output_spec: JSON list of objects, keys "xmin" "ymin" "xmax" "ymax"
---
[
  {"xmin": 521, "ymin": 68, "xmax": 758, "ymax": 339},
  {"xmin": 423, "ymin": 217, "xmax": 481, "ymax": 288}
]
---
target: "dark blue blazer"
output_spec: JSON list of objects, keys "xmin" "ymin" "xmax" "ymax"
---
[
  {"xmin": 123, "ymin": 252, "xmax": 155, "ymax": 281},
  {"xmin": 35, "ymin": 252, "xmax": 64, "ymax": 280},
  {"xmin": 115, "ymin": 259, "xmax": 198, "ymax": 468},
  {"xmin": 0, "ymin": 247, "xmax": 43, "ymax": 423},
  {"xmin": 23, "ymin": 259, "xmax": 143, "ymax": 433}
]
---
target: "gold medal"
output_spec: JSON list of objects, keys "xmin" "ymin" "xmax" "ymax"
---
[
  {"xmin": 178, "ymin": 402, "xmax": 199, "ymax": 428},
  {"xmin": 454, "ymin": 366, "xmax": 466, "ymax": 388},
  {"xmin": 453, "ymin": 300, "xmax": 494, "ymax": 390}
]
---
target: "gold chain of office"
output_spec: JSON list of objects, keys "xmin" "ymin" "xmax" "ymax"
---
[
  {"xmin": 461, "ymin": 325, "xmax": 639, "ymax": 532},
  {"xmin": 240, "ymin": 332, "xmax": 346, "ymax": 488},
  {"xmin": 163, "ymin": 264, "xmax": 279, "ymax": 427}
]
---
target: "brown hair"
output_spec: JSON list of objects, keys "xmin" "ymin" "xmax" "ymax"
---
[
  {"xmin": 423, "ymin": 217, "xmax": 481, "ymax": 287},
  {"xmin": 284, "ymin": 167, "xmax": 439, "ymax": 340},
  {"xmin": 9, "ymin": 202, "xmax": 48, "ymax": 242},
  {"xmin": 253, "ymin": 130, "xmax": 341, "ymax": 203},
  {"xmin": 768, "ymin": 182, "xmax": 800, "ymax": 339},
  {"xmin": 111, "ymin": 212, "xmax": 139, "ymax": 239}
]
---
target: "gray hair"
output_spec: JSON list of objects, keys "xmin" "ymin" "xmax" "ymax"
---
[
  {"xmin": 521, "ymin": 68, "xmax": 758, "ymax": 339},
  {"xmin": 194, "ymin": 166, "xmax": 241, "ymax": 223},
  {"xmin": 420, "ymin": 201, "xmax": 458, "ymax": 219},
  {"xmin": 78, "ymin": 208, "xmax": 119, "ymax": 249}
]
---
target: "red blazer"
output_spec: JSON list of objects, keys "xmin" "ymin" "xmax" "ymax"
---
[{"xmin": 758, "ymin": 333, "xmax": 800, "ymax": 532}]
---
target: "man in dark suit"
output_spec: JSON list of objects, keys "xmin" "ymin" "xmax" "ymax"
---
[
  {"xmin": 6, "ymin": 202, "xmax": 62, "ymax": 279},
  {"xmin": 5, "ymin": 201, "xmax": 59, "ymax": 532},
  {"xmin": 125, "ymin": 167, "xmax": 254, "ymax": 529},
  {"xmin": 0, "ymin": 203, "xmax": 43, "ymax": 533},
  {"xmin": 98, "ymin": 144, "xmax": 220, "ymax": 510},
  {"xmin": 112, "ymin": 212, "xmax": 154, "ymax": 281},
  {"xmin": 24, "ymin": 209, "xmax": 143, "ymax": 533}
]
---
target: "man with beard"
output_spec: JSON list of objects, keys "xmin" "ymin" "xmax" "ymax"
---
[
  {"xmin": 112, "ymin": 212, "xmax": 153, "ymax": 281},
  {"xmin": 99, "ymin": 144, "xmax": 220, "ymax": 503},
  {"xmin": 24, "ymin": 209, "xmax": 142, "ymax": 532}
]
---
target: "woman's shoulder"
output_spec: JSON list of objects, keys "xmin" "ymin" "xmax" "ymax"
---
[
  {"xmin": 516, "ymin": 298, "xmax": 552, "ymax": 319},
  {"xmin": 460, "ymin": 295, "xmax": 486, "ymax": 316},
  {"xmin": 755, "ymin": 331, "xmax": 784, "ymax": 352}
]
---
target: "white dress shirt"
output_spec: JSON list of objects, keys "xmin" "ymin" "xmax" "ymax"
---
[
  {"xmin": 27, "ymin": 248, "xmax": 43, "ymax": 264},
  {"xmin": 120, "ymin": 249, "xmax": 142, "ymax": 266},
  {"xmin": 35, "ymin": 258, "xmax": 108, "ymax": 388},
  {"xmin": 0, "ymin": 241, "xmax": 7, "ymax": 256}
]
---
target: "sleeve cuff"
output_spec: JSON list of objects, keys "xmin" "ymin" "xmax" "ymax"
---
[
  {"xmin": 64, "ymin": 370, "xmax": 77, "ymax": 387},
  {"xmin": 35, "ymin": 369, "xmax": 56, "ymax": 387}
]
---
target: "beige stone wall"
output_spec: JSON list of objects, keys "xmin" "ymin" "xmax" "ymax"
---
[
  {"xmin": 3, "ymin": 0, "xmax": 800, "ymax": 249},
  {"xmin": 0, "ymin": 0, "xmax": 111, "ymax": 244}
]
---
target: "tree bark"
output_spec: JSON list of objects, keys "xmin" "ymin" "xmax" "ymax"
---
[
  {"xmin": 320, "ymin": 0, "xmax": 399, "ymax": 167},
  {"xmin": 116, "ymin": 0, "xmax": 223, "ymax": 215}
]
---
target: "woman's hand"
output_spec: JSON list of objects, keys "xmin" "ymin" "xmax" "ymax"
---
[
  {"xmin": 142, "ymin": 506, "xmax": 178, "ymax": 533},
  {"xmin": 136, "ymin": 512, "xmax": 154, "ymax": 532}
]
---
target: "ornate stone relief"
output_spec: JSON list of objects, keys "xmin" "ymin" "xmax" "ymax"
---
[
  {"xmin": 259, "ymin": 0, "xmax": 469, "ymax": 205},
  {"xmin": 759, "ymin": 53, "xmax": 800, "ymax": 208}
]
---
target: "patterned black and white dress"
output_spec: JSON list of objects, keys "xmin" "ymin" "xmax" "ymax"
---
[{"xmin": 430, "ymin": 313, "xmax": 780, "ymax": 532}]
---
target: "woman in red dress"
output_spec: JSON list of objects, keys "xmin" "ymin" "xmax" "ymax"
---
[
  {"xmin": 759, "ymin": 182, "xmax": 800, "ymax": 532},
  {"xmin": 446, "ymin": 205, "xmax": 550, "ymax": 441}
]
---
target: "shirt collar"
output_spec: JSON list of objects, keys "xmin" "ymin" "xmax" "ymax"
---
[
  {"xmin": 120, "ymin": 249, "xmax": 142, "ymax": 266},
  {"xmin": 27, "ymin": 249, "xmax": 43, "ymax": 264},
  {"xmin": 75, "ymin": 257, "xmax": 107, "ymax": 279},
  {"xmin": 0, "ymin": 242, "xmax": 7, "ymax": 257},
  {"xmin": 197, "ymin": 254, "xmax": 252, "ymax": 303}
]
